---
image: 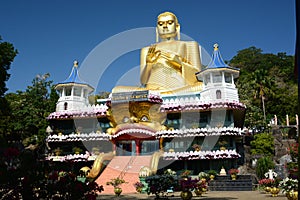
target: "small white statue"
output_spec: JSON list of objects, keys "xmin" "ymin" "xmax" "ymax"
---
[{"xmin": 264, "ymin": 169, "xmax": 277, "ymax": 180}]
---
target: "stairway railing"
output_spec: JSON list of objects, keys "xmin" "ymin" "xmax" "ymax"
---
[{"xmin": 118, "ymin": 155, "xmax": 136, "ymax": 180}]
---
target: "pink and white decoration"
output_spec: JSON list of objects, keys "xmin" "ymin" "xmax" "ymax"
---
[{"xmin": 163, "ymin": 149, "xmax": 241, "ymax": 160}]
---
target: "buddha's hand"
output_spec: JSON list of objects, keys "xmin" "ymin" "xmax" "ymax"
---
[{"xmin": 146, "ymin": 45, "xmax": 161, "ymax": 64}]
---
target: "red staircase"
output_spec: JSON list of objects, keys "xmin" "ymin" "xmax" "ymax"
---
[{"xmin": 95, "ymin": 155, "xmax": 152, "ymax": 194}]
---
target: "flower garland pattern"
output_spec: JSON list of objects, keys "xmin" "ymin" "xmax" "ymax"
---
[
  {"xmin": 45, "ymin": 153, "xmax": 97, "ymax": 162},
  {"xmin": 156, "ymin": 127, "xmax": 242, "ymax": 138},
  {"xmin": 46, "ymin": 132, "xmax": 111, "ymax": 142},
  {"xmin": 163, "ymin": 149, "xmax": 241, "ymax": 160}
]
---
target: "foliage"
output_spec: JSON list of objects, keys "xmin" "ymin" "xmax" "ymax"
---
[
  {"xmin": 198, "ymin": 171, "xmax": 209, "ymax": 180},
  {"xmin": 230, "ymin": 47, "xmax": 297, "ymax": 128},
  {"xmin": 207, "ymin": 169, "xmax": 217, "ymax": 176},
  {"xmin": 258, "ymin": 178, "xmax": 275, "ymax": 188},
  {"xmin": 192, "ymin": 143, "xmax": 201, "ymax": 150},
  {"xmin": 279, "ymin": 177, "xmax": 298, "ymax": 193},
  {"xmin": 145, "ymin": 174, "xmax": 177, "ymax": 198},
  {"xmin": 218, "ymin": 138, "xmax": 228, "ymax": 147},
  {"xmin": 255, "ymin": 156, "xmax": 275, "ymax": 179},
  {"xmin": 288, "ymin": 143, "xmax": 298, "ymax": 162},
  {"xmin": 180, "ymin": 177, "xmax": 208, "ymax": 193},
  {"xmin": 0, "ymin": 36, "xmax": 18, "ymax": 138},
  {"xmin": 0, "ymin": 146, "xmax": 103, "ymax": 199},
  {"xmin": 180, "ymin": 177, "xmax": 198, "ymax": 191},
  {"xmin": 228, "ymin": 168, "xmax": 239, "ymax": 175},
  {"xmin": 106, "ymin": 177, "xmax": 126, "ymax": 189},
  {"xmin": 163, "ymin": 168, "xmax": 176, "ymax": 176},
  {"xmin": 286, "ymin": 162, "xmax": 298, "ymax": 179},
  {"xmin": 4, "ymin": 74, "xmax": 58, "ymax": 145},
  {"xmin": 133, "ymin": 181, "xmax": 144, "ymax": 193},
  {"xmin": 0, "ymin": 36, "xmax": 18, "ymax": 98},
  {"xmin": 180, "ymin": 170, "xmax": 191, "ymax": 177},
  {"xmin": 250, "ymin": 132, "xmax": 274, "ymax": 156},
  {"xmin": 73, "ymin": 146, "xmax": 83, "ymax": 154},
  {"xmin": 286, "ymin": 142, "xmax": 298, "ymax": 179},
  {"xmin": 195, "ymin": 179, "xmax": 208, "ymax": 191}
]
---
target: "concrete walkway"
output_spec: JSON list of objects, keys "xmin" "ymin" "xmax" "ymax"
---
[{"xmin": 96, "ymin": 190, "xmax": 287, "ymax": 200}]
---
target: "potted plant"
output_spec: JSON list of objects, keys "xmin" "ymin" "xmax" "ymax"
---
[
  {"xmin": 258, "ymin": 178, "xmax": 275, "ymax": 193},
  {"xmin": 106, "ymin": 177, "xmax": 127, "ymax": 196},
  {"xmin": 208, "ymin": 169, "xmax": 217, "ymax": 180},
  {"xmin": 180, "ymin": 177, "xmax": 198, "ymax": 200},
  {"xmin": 218, "ymin": 139, "xmax": 228, "ymax": 150},
  {"xmin": 194, "ymin": 179, "xmax": 208, "ymax": 196},
  {"xmin": 192, "ymin": 144, "xmax": 201, "ymax": 151},
  {"xmin": 198, "ymin": 171, "xmax": 209, "ymax": 181},
  {"xmin": 279, "ymin": 178, "xmax": 298, "ymax": 200},
  {"xmin": 54, "ymin": 147, "xmax": 62, "ymax": 156},
  {"xmin": 180, "ymin": 170, "xmax": 191, "ymax": 178},
  {"xmin": 279, "ymin": 177, "xmax": 298, "ymax": 199},
  {"xmin": 72, "ymin": 146, "xmax": 83, "ymax": 154},
  {"xmin": 92, "ymin": 147, "xmax": 100, "ymax": 155},
  {"xmin": 133, "ymin": 181, "xmax": 144, "ymax": 193},
  {"xmin": 228, "ymin": 168, "xmax": 239, "ymax": 180},
  {"xmin": 268, "ymin": 178, "xmax": 281, "ymax": 197}
]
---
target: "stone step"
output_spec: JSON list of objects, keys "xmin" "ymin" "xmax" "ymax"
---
[{"xmin": 208, "ymin": 175, "xmax": 253, "ymax": 191}]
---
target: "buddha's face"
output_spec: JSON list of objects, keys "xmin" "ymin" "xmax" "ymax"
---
[{"xmin": 157, "ymin": 14, "xmax": 177, "ymax": 39}]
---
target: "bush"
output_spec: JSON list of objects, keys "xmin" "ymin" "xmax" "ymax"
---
[
  {"xmin": 250, "ymin": 132, "xmax": 274, "ymax": 156},
  {"xmin": 256, "ymin": 156, "xmax": 275, "ymax": 179},
  {"xmin": 145, "ymin": 174, "xmax": 177, "ymax": 198}
]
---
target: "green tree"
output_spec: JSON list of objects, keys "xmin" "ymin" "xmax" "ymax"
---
[
  {"xmin": 250, "ymin": 132, "xmax": 274, "ymax": 156},
  {"xmin": 0, "ymin": 36, "xmax": 18, "ymax": 138},
  {"xmin": 249, "ymin": 68, "xmax": 274, "ymax": 125},
  {"xmin": 255, "ymin": 156, "xmax": 275, "ymax": 179},
  {"xmin": 0, "ymin": 36, "xmax": 18, "ymax": 98},
  {"xmin": 6, "ymin": 73, "xmax": 58, "ymax": 145},
  {"xmin": 230, "ymin": 47, "xmax": 297, "ymax": 128}
]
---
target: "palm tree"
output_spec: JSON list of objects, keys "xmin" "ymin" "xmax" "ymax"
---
[{"xmin": 250, "ymin": 69, "xmax": 274, "ymax": 125}]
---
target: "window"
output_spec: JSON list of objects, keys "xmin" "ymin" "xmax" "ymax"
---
[
  {"xmin": 213, "ymin": 74, "xmax": 222, "ymax": 83},
  {"xmin": 200, "ymin": 113, "xmax": 208, "ymax": 123},
  {"xmin": 65, "ymin": 87, "xmax": 72, "ymax": 96},
  {"xmin": 205, "ymin": 74, "xmax": 211, "ymax": 85},
  {"xmin": 225, "ymin": 73, "xmax": 232, "ymax": 83},
  {"xmin": 64, "ymin": 102, "xmax": 68, "ymax": 110},
  {"xmin": 226, "ymin": 110, "xmax": 232, "ymax": 121},
  {"xmin": 74, "ymin": 87, "xmax": 81, "ymax": 96},
  {"xmin": 216, "ymin": 90, "xmax": 222, "ymax": 99}
]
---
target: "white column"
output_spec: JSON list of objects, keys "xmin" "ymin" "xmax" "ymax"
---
[
  {"xmin": 71, "ymin": 86, "xmax": 74, "ymax": 97},
  {"xmin": 221, "ymin": 71, "xmax": 225, "ymax": 85},
  {"xmin": 81, "ymin": 87, "xmax": 84, "ymax": 98}
]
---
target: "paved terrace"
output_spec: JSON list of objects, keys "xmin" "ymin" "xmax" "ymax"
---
[{"xmin": 96, "ymin": 190, "xmax": 287, "ymax": 200}]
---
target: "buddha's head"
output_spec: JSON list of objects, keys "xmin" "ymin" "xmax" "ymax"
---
[{"xmin": 156, "ymin": 11, "xmax": 180, "ymax": 41}]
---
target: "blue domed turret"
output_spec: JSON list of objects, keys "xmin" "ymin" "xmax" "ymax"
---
[
  {"xmin": 55, "ymin": 61, "xmax": 94, "ymax": 112},
  {"xmin": 196, "ymin": 44, "xmax": 240, "ymax": 103}
]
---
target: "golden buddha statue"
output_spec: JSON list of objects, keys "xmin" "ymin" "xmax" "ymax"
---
[{"xmin": 113, "ymin": 11, "xmax": 202, "ymax": 94}]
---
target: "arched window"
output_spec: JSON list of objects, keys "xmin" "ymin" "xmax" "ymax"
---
[
  {"xmin": 216, "ymin": 90, "xmax": 221, "ymax": 99},
  {"xmin": 64, "ymin": 102, "xmax": 68, "ymax": 110}
]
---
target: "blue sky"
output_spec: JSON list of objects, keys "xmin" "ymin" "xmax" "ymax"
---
[{"xmin": 0, "ymin": 0, "xmax": 296, "ymax": 94}]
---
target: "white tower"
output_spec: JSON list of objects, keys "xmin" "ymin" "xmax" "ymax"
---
[
  {"xmin": 196, "ymin": 44, "xmax": 240, "ymax": 103},
  {"xmin": 55, "ymin": 61, "xmax": 94, "ymax": 112}
]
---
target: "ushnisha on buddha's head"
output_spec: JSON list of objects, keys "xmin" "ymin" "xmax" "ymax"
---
[{"xmin": 156, "ymin": 11, "xmax": 180, "ymax": 42}]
